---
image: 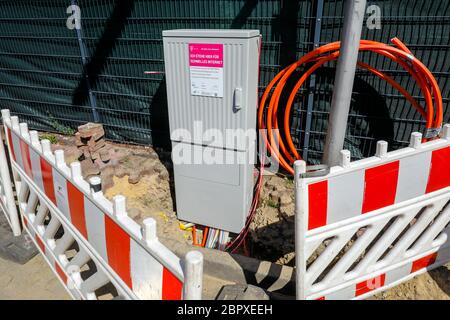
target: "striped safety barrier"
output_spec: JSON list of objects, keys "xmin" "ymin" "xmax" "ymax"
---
[
  {"xmin": 294, "ymin": 125, "xmax": 450, "ymax": 300},
  {"xmin": 1, "ymin": 109, "xmax": 203, "ymax": 300}
]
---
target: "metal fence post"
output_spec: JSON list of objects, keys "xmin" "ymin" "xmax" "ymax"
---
[
  {"xmin": 302, "ymin": 0, "xmax": 325, "ymax": 162},
  {"xmin": 71, "ymin": 0, "xmax": 100, "ymax": 123},
  {"xmin": 183, "ymin": 250, "xmax": 203, "ymax": 300},
  {"xmin": 323, "ymin": 0, "xmax": 367, "ymax": 166},
  {"xmin": 294, "ymin": 160, "xmax": 307, "ymax": 300}
]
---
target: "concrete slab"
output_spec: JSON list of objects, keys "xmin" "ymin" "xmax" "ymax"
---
[
  {"xmin": 0, "ymin": 212, "xmax": 38, "ymax": 264},
  {"xmin": 0, "ymin": 254, "xmax": 69, "ymax": 300}
]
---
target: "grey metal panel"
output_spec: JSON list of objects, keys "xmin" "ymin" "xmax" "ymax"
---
[
  {"xmin": 162, "ymin": 29, "xmax": 260, "ymax": 38},
  {"xmin": 164, "ymin": 30, "xmax": 259, "ymax": 233},
  {"xmin": 163, "ymin": 30, "xmax": 260, "ymax": 151},
  {"xmin": 173, "ymin": 142, "xmax": 240, "ymax": 186},
  {"xmin": 174, "ymin": 146, "xmax": 253, "ymax": 233}
]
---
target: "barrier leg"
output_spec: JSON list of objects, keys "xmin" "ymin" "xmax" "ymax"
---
[
  {"xmin": 183, "ymin": 250, "xmax": 203, "ymax": 300},
  {"xmin": 0, "ymin": 123, "xmax": 20, "ymax": 236}
]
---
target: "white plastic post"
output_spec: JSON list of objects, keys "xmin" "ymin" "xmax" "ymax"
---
[
  {"xmin": 183, "ymin": 250, "xmax": 203, "ymax": 300},
  {"xmin": 442, "ymin": 124, "xmax": 450, "ymax": 139},
  {"xmin": 1, "ymin": 109, "xmax": 10, "ymax": 121},
  {"xmin": 29, "ymin": 130, "xmax": 42, "ymax": 152},
  {"xmin": 19, "ymin": 123, "xmax": 29, "ymax": 141},
  {"xmin": 0, "ymin": 127, "xmax": 21, "ymax": 236},
  {"xmin": 143, "ymin": 218, "xmax": 157, "ymax": 243},
  {"xmin": 113, "ymin": 195, "xmax": 127, "ymax": 218},
  {"xmin": 41, "ymin": 139, "xmax": 52, "ymax": 154},
  {"xmin": 294, "ymin": 160, "xmax": 307, "ymax": 300},
  {"xmin": 54, "ymin": 150, "xmax": 66, "ymax": 168},
  {"xmin": 10, "ymin": 116, "xmax": 19, "ymax": 130},
  {"xmin": 375, "ymin": 141, "xmax": 388, "ymax": 158},
  {"xmin": 339, "ymin": 150, "xmax": 351, "ymax": 168},
  {"xmin": 409, "ymin": 132, "xmax": 422, "ymax": 149},
  {"xmin": 70, "ymin": 161, "xmax": 82, "ymax": 180}
]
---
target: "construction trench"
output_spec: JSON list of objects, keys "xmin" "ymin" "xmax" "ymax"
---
[{"xmin": 30, "ymin": 128, "xmax": 447, "ymax": 300}]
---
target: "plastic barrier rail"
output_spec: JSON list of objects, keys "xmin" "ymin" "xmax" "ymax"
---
[
  {"xmin": 0, "ymin": 127, "xmax": 20, "ymax": 235},
  {"xmin": 294, "ymin": 125, "xmax": 450, "ymax": 300},
  {"xmin": 1, "ymin": 109, "xmax": 203, "ymax": 300}
]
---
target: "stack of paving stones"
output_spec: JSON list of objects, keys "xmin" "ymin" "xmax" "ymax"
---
[{"xmin": 76, "ymin": 123, "xmax": 111, "ymax": 176}]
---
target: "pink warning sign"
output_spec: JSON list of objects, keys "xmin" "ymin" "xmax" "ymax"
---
[{"xmin": 189, "ymin": 43, "xmax": 223, "ymax": 68}]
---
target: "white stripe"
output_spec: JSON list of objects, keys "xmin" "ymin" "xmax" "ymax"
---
[
  {"xmin": 52, "ymin": 168, "xmax": 71, "ymax": 222},
  {"xmin": 395, "ymin": 151, "xmax": 431, "ymax": 203},
  {"xmin": 327, "ymin": 170, "xmax": 365, "ymax": 223},
  {"xmin": 29, "ymin": 148, "xmax": 45, "ymax": 192},
  {"xmin": 84, "ymin": 197, "xmax": 108, "ymax": 261},
  {"xmin": 25, "ymin": 219, "xmax": 35, "ymax": 237},
  {"xmin": 130, "ymin": 238, "xmax": 163, "ymax": 299},
  {"xmin": 384, "ymin": 262, "xmax": 412, "ymax": 285},
  {"xmin": 11, "ymin": 131, "xmax": 24, "ymax": 169},
  {"xmin": 324, "ymin": 285, "xmax": 355, "ymax": 300}
]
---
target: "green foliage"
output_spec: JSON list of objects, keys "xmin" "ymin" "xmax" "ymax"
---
[{"xmin": 40, "ymin": 133, "xmax": 58, "ymax": 144}]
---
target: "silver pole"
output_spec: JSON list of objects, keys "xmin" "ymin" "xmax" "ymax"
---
[{"xmin": 323, "ymin": 0, "xmax": 367, "ymax": 166}]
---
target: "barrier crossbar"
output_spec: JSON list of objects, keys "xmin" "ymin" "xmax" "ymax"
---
[
  {"xmin": 1, "ymin": 109, "xmax": 203, "ymax": 300},
  {"xmin": 295, "ymin": 125, "xmax": 450, "ymax": 300}
]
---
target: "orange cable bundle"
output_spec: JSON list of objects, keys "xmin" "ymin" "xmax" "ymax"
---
[{"xmin": 258, "ymin": 38, "xmax": 444, "ymax": 174}]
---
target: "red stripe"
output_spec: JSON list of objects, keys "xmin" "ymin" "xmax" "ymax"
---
[
  {"xmin": 55, "ymin": 263, "xmax": 68, "ymax": 284},
  {"xmin": 362, "ymin": 161, "xmax": 399, "ymax": 214},
  {"xmin": 411, "ymin": 253, "xmax": 437, "ymax": 273},
  {"xmin": 162, "ymin": 267, "xmax": 183, "ymax": 300},
  {"xmin": 35, "ymin": 236, "xmax": 45, "ymax": 253},
  {"xmin": 23, "ymin": 216, "xmax": 28, "ymax": 227},
  {"xmin": 316, "ymin": 296, "xmax": 325, "ymax": 300},
  {"xmin": 426, "ymin": 146, "xmax": 450, "ymax": 193},
  {"xmin": 355, "ymin": 274, "xmax": 386, "ymax": 296},
  {"xmin": 308, "ymin": 181, "xmax": 328, "ymax": 230},
  {"xmin": 6, "ymin": 127, "xmax": 16, "ymax": 161},
  {"xmin": 19, "ymin": 139, "xmax": 33, "ymax": 179},
  {"xmin": 40, "ymin": 157, "xmax": 56, "ymax": 203},
  {"xmin": 67, "ymin": 181, "xmax": 88, "ymax": 239},
  {"xmin": 104, "ymin": 215, "xmax": 132, "ymax": 288}
]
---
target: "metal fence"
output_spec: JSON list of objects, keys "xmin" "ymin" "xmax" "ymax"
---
[{"xmin": 0, "ymin": 0, "xmax": 448, "ymax": 163}]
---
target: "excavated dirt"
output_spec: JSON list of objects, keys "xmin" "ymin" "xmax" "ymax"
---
[{"xmin": 46, "ymin": 132, "xmax": 449, "ymax": 300}]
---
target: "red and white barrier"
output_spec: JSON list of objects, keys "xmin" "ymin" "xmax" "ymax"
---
[
  {"xmin": 295, "ymin": 125, "xmax": 450, "ymax": 300},
  {"xmin": 2, "ymin": 109, "xmax": 203, "ymax": 300}
]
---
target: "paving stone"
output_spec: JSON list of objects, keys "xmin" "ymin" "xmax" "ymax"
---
[
  {"xmin": 99, "ymin": 149, "xmax": 111, "ymax": 162},
  {"xmin": 80, "ymin": 158, "xmax": 100, "ymax": 176},
  {"xmin": 77, "ymin": 122, "xmax": 104, "ymax": 139}
]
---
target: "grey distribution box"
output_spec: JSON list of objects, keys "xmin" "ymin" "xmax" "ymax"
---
[{"xmin": 163, "ymin": 29, "xmax": 260, "ymax": 233}]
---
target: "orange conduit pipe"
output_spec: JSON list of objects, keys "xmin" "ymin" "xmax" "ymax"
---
[{"xmin": 258, "ymin": 38, "xmax": 443, "ymax": 175}]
